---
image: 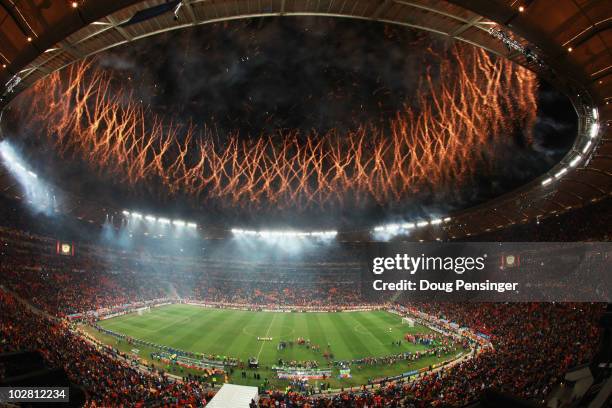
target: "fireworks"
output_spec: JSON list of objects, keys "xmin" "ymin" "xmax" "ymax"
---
[{"xmin": 14, "ymin": 43, "xmax": 536, "ymax": 213}]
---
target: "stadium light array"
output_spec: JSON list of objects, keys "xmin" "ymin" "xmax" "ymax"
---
[
  {"xmin": 0, "ymin": 140, "xmax": 57, "ymax": 215},
  {"xmin": 590, "ymin": 122, "xmax": 599, "ymax": 138},
  {"xmin": 541, "ymin": 110, "xmax": 600, "ymax": 188},
  {"xmin": 569, "ymin": 155, "xmax": 582, "ymax": 167},
  {"xmin": 122, "ymin": 210, "xmax": 197, "ymax": 229},
  {"xmin": 372, "ymin": 216, "xmax": 451, "ymax": 239},
  {"xmin": 554, "ymin": 167, "xmax": 568, "ymax": 178},
  {"xmin": 542, "ymin": 163, "xmax": 571, "ymax": 186},
  {"xmin": 0, "ymin": 146, "xmax": 37, "ymax": 180},
  {"xmin": 232, "ymin": 228, "xmax": 337, "ymax": 238}
]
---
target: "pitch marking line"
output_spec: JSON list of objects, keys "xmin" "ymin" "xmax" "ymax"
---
[
  {"xmin": 117, "ymin": 314, "xmax": 193, "ymax": 335},
  {"xmin": 151, "ymin": 315, "xmax": 193, "ymax": 332},
  {"xmin": 256, "ymin": 313, "xmax": 277, "ymax": 360},
  {"xmin": 353, "ymin": 323, "xmax": 376, "ymax": 336}
]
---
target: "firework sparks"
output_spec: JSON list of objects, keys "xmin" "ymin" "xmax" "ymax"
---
[{"xmin": 14, "ymin": 44, "xmax": 536, "ymax": 213}]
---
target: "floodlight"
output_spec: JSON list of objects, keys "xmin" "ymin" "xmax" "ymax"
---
[
  {"xmin": 590, "ymin": 123, "xmax": 599, "ymax": 138},
  {"xmin": 554, "ymin": 168, "xmax": 567, "ymax": 178},
  {"xmin": 582, "ymin": 140, "xmax": 592, "ymax": 154},
  {"xmin": 569, "ymin": 155, "xmax": 582, "ymax": 167}
]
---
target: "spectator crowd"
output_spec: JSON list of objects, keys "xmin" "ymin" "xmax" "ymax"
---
[{"xmin": 0, "ymin": 221, "xmax": 606, "ymax": 407}]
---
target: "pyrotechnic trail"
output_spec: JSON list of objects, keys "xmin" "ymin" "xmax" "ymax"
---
[{"xmin": 16, "ymin": 44, "xmax": 537, "ymax": 212}]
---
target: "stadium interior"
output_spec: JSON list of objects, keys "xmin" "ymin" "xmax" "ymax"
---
[{"xmin": 0, "ymin": 0, "xmax": 611, "ymax": 407}]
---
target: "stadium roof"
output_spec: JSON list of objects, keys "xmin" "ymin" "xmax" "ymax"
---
[{"xmin": 0, "ymin": 0, "xmax": 610, "ymax": 239}]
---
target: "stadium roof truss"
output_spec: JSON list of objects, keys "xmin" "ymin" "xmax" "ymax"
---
[{"xmin": 0, "ymin": 0, "xmax": 610, "ymax": 239}]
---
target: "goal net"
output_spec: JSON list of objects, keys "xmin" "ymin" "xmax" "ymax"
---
[
  {"xmin": 137, "ymin": 306, "xmax": 151, "ymax": 316},
  {"xmin": 401, "ymin": 317, "xmax": 415, "ymax": 327}
]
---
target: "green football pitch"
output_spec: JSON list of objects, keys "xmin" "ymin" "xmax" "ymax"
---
[{"xmin": 87, "ymin": 304, "xmax": 457, "ymax": 388}]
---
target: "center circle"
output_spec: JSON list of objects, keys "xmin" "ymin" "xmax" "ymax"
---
[{"xmin": 242, "ymin": 323, "xmax": 296, "ymax": 339}]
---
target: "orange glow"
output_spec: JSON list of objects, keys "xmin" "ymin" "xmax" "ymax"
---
[{"xmin": 16, "ymin": 44, "xmax": 537, "ymax": 212}]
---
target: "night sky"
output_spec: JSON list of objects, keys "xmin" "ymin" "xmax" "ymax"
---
[
  {"xmin": 5, "ymin": 17, "xmax": 577, "ymax": 227},
  {"xmin": 96, "ymin": 18, "xmax": 443, "ymax": 136}
]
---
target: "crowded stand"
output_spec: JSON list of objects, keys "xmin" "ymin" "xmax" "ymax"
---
[
  {"xmin": 258, "ymin": 302, "xmax": 604, "ymax": 407},
  {"xmin": 0, "ymin": 0, "xmax": 609, "ymax": 404},
  {"xmin": 465, "ymin": 197, "xmax": 612, "ymax": 242},
  {"xmin": 0, "ymin": 227, "xmax": 174, "ymax": 316},
  {"xmin": 191, "ymin": 271, "xmax": 363, "ymax": 308},
  {"xmin": 0, "ymin": 218, "xmax": 607, "ymax": 406},
  {"xmin": 0, "ymin": 225, "xmax": 366, "ymax": 315},
  {"xmin": 3, "ymin": 220, "xmax": 609, "ymax": 316},
  {"xmin": 0, "ymin": 290, "xmax": 215, "ymax": 407},
  {"xmin": 1, "ymin": 278, "xmax": 603, "ymax": 407}
]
